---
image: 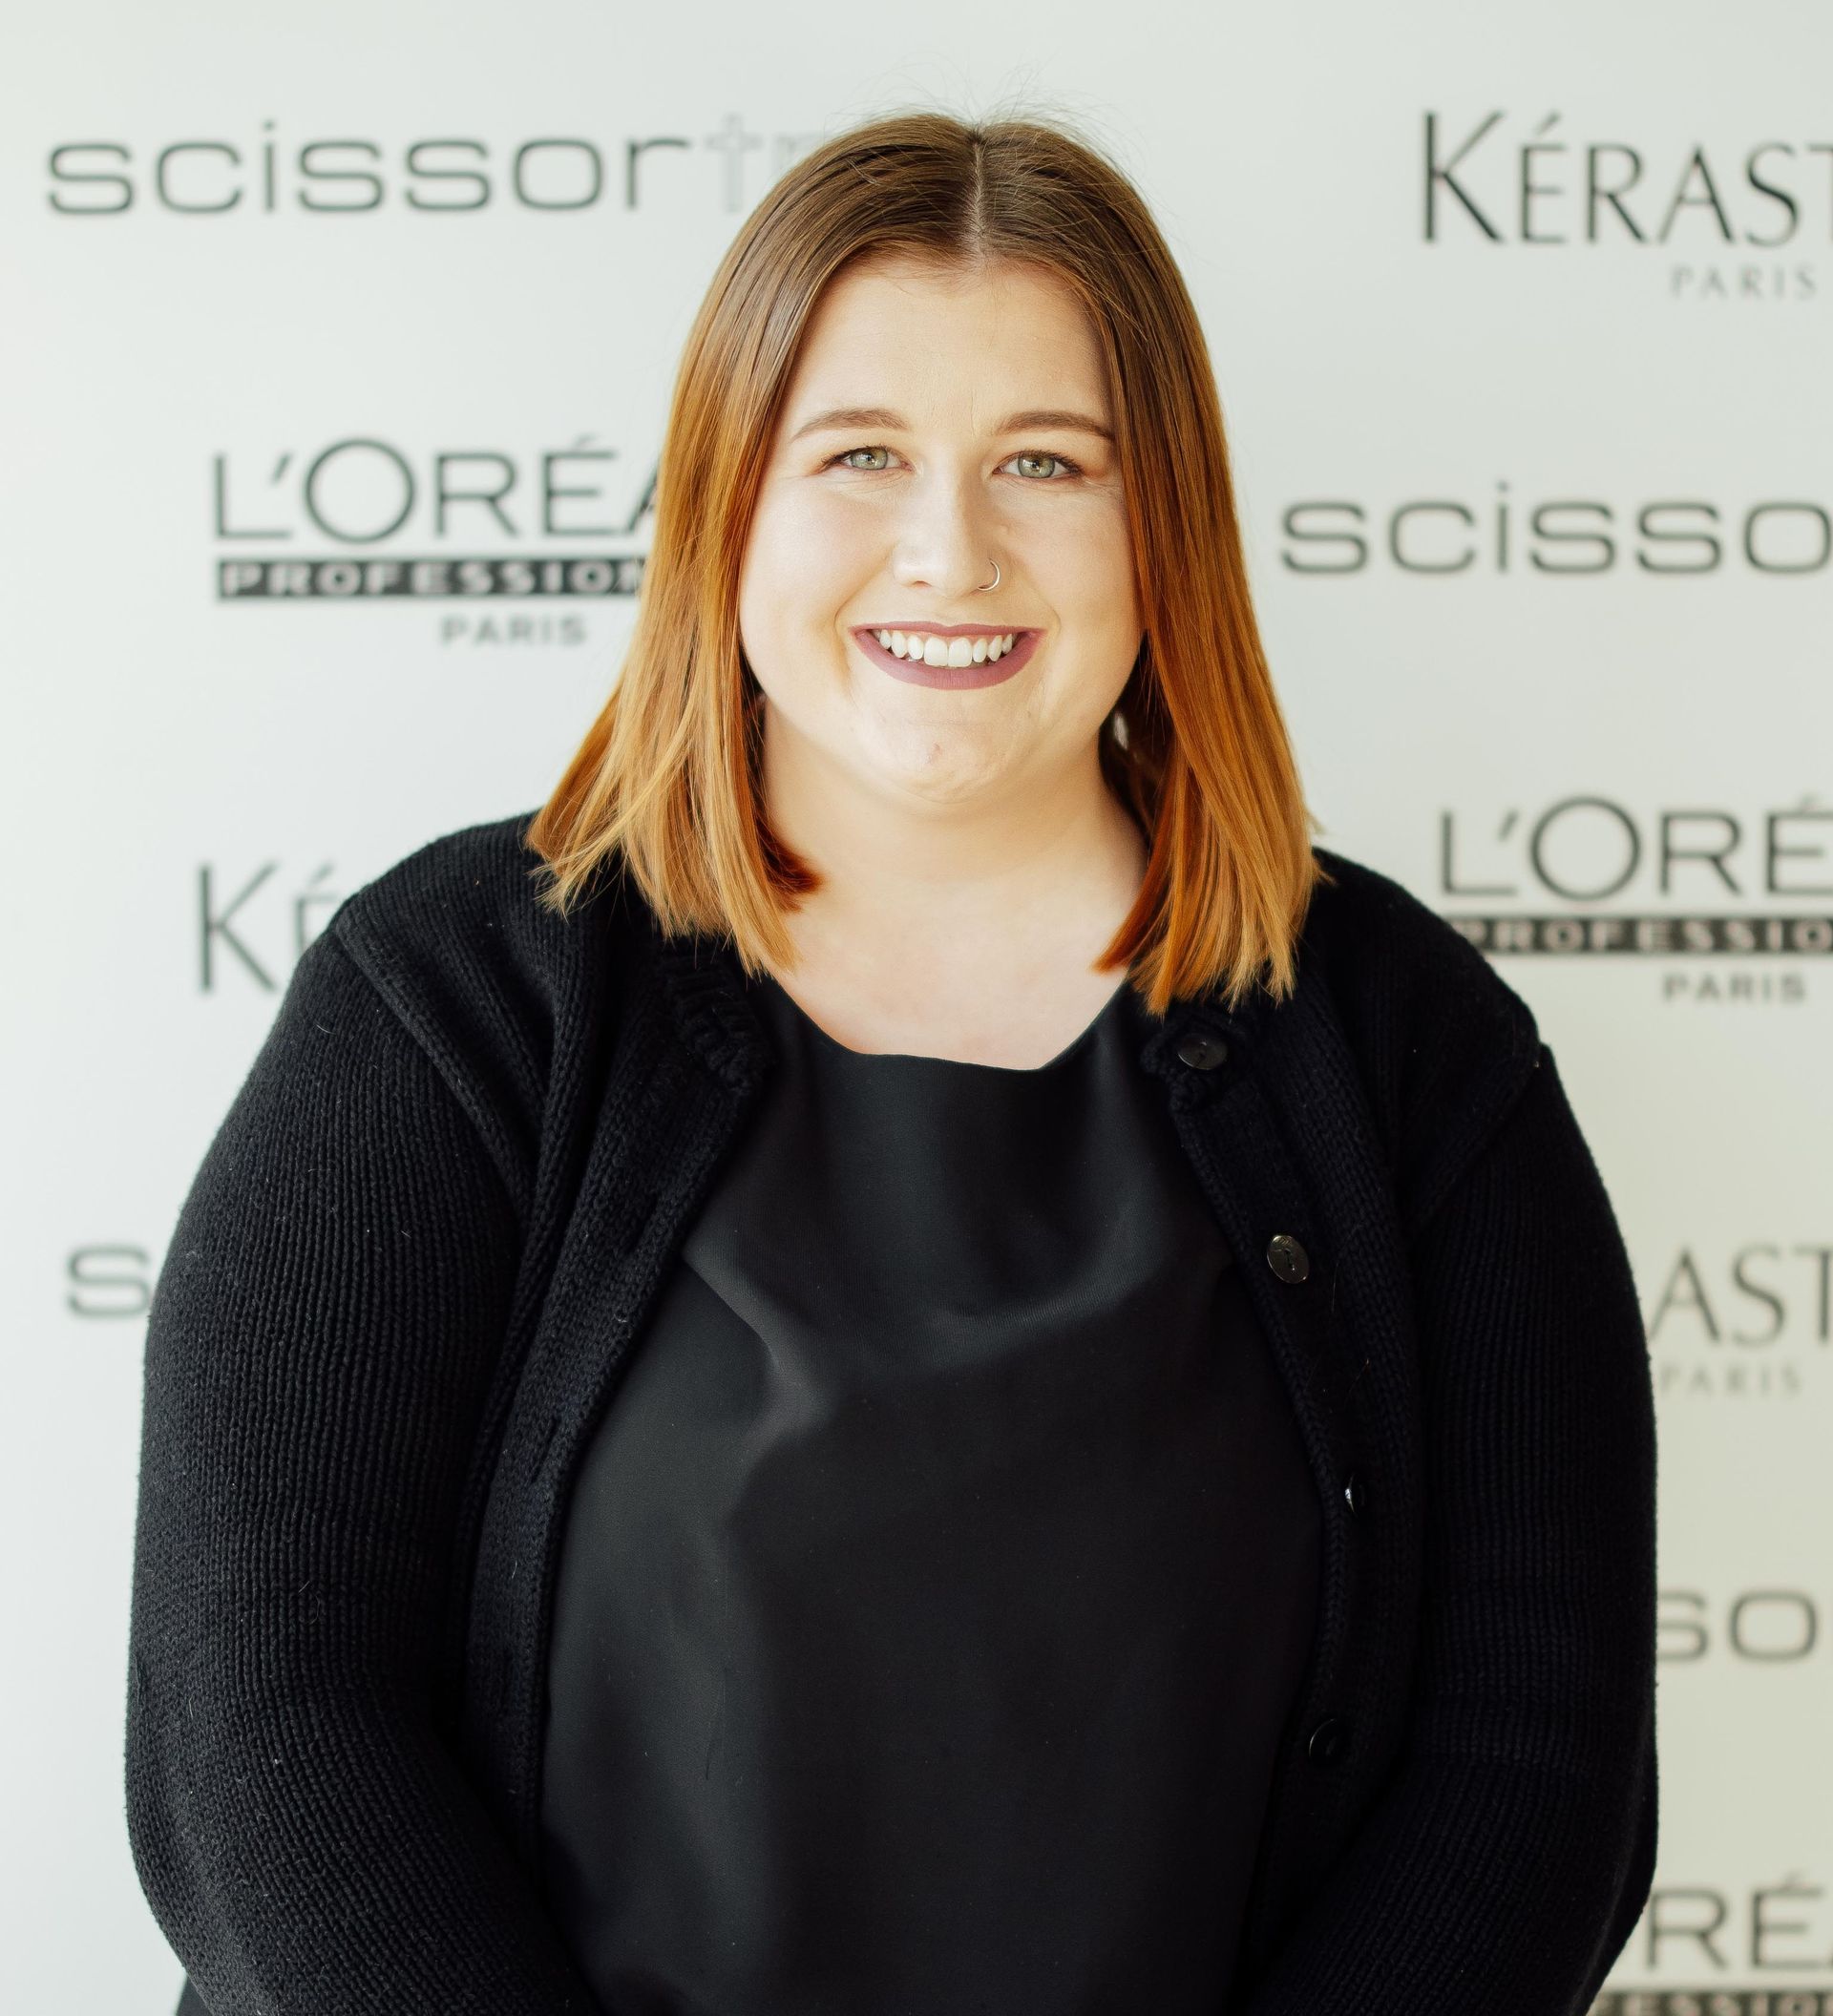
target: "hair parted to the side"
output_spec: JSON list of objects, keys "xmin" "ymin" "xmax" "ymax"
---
[{"xmin": 524, "ymin": 102, "xmax": 1333, "ymax": 1018}]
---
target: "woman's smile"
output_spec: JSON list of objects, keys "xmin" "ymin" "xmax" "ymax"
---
[{"xmin": 849, "ymin": 622, "xmax": 1043, "ymax": 690}]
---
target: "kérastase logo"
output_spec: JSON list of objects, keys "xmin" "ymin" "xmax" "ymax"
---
[
  {"xmin": 1424, "ymin": 112, "xmax": 1825, "ymax": 302},
  {"xmin": 1649, "ymin": 1231, "xmax": 1832, "ymax": 1402}
]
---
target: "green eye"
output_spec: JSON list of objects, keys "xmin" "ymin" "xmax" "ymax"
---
[
  {"xmin": 1010, "ymin": 451, "xmax": 1083, "ymax": 480},
  {"xmin": 825, "ymin": 445, "xmax": 1085, "ymax": 478}
]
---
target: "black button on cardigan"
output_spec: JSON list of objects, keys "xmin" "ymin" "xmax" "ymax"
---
[{"xmin": 537, "ymin": 967, "xmax": 1323, "ymax": 2015}]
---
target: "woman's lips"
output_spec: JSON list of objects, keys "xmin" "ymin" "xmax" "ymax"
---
[{"xmin": 851, "ymin": 626, "xmax": 1041, "ymax": 689}]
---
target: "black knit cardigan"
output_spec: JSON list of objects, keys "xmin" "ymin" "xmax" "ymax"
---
[{"xmin": 124, "ymin": 810, "xmax": 1658, "ymax": 2016}]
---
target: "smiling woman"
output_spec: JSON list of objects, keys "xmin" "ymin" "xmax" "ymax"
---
[
  {"xmin": 727, "ymin": 252, "xmax": 1169, "ymax": 1057},
  {"xmin": 127, "ymin": 103, "xmax": 1655, "ymax": 2016},
  {"xmin": 525, "ymin": 112, "xmax": 1330, "ymax": 1060}
]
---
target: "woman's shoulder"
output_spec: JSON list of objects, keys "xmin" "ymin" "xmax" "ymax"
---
[
  {"xmin": 1301, "ymin": 843, "xmax": 1547, "ymax": 1238},
  {"xmin": 316, "ymin": 808, "xmax": 632, "ymax": 1166},
  {"xmin": 328, "ymin": 803, "xmax": 582, "ymax": 956},
  {"xmin": 328, "ymin": 805, "xmax": 600, "ymax": 1006}
]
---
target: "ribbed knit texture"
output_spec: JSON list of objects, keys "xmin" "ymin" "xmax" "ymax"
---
[
  {"xmin": 123, "ymin": 814, "xmax": 1656, "ymax": 2016},
  {"xmin": 126, "ymin": 932, "xmax": 601, "ymax": 2014},
  {"xmin": 1222, "ymin": 1047, "xmax": 1658, "ymax": 2014}
]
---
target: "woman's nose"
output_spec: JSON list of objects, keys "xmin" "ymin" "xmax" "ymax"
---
[{"xmin": 887, "ymin": 472, "xmax": 999, "ymax": 598}]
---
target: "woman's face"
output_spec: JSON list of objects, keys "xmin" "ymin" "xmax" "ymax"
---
[{"xmin": 737, "ymin": 255, "xmax": 1142, "ymax": 814}]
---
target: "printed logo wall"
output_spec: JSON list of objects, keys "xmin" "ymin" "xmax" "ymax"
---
[{"xmin": 5, "ymin": 3, "xmax": 1829, "ymax": 2011}]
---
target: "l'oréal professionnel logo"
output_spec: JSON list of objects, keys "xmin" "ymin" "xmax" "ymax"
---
[
  {"xmin": 211, "ymin": 434, "xmax": 653, "ymax": 636},
  {"xmin": 1423, "ymin": 112, "xmax": 1825, "ymax": 302},
  {"xmin": 1591, "ymin": 1867, "xmax": 1833, "ymax": 2006},
  {"xmin": 1438, "ymin": 796, "xmax": 1833, "ymax": 992},
  {"xmin": 47, "ymin": 116, "xmax": 819, "ymax": 216}
]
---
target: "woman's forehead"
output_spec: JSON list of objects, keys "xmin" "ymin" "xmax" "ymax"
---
[{"xmin": 783, "ymin": 263, "xmax": 1110, "ymax": 426}]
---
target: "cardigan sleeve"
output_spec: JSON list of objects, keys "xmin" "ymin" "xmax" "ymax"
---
[
  {"xmin": 123, "ymin": 928, "xmax": 600, "ymax": 2016},
  {"xmin": 1234, "ymin": 1040, "xmax": 1658, "ymax": 2016}
]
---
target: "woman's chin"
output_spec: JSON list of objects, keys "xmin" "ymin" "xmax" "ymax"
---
[{"xmin": 849, "ymin": 721, "xmax": 1017, "ymax": 807}]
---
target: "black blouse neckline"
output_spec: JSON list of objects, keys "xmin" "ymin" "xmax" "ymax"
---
[{"xmin": 748, "ymin": 965, "xmax": 1137, "ymax": 1078}]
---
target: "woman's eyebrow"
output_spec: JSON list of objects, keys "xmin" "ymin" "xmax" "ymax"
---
[{"xmin": 787, "ymin": 405, "xmax": 1115, "ymax": 443}]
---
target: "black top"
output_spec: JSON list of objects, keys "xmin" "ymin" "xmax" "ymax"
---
[
  {"xmin": 537, "ymin": 967, "xmax": 1322, "ymax": 2014},
  {"xmin": 126, "ymin": 812, "xmax": 1657, "ymax": 2016}
]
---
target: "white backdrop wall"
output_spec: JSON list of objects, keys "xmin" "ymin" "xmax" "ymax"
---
[{"xmin": 5, "ymin": 3, "xmax": 1831, "ymax": 2010}]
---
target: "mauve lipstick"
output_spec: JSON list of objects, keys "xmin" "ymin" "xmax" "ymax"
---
[{"xmin": 849, "ymin": 622, "xmax": 1042, "ymax": 690}]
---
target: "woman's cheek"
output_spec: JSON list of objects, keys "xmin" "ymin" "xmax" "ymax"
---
[{"xmin": 769, "ymin": 491, "xmax": 879, "ymax": 593}]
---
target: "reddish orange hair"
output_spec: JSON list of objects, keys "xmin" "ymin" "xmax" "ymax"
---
[{"xmin": 526, "ymin": 106, "xmax": 1332, "ymax": 1017}]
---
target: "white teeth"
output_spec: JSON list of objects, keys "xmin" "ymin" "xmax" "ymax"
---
[{"xmin": 871, "ymin": 628, "xmax": 1018, "ymax": 664}]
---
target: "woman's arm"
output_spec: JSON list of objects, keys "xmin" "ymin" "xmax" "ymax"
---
[
  {"xmin": 124, "ymin": 929, "xmax": 599, "ymax": 2015},
  {"xmin": 1234, "ymin": 1042, "xmax": 1658, "ymax": 2016}
]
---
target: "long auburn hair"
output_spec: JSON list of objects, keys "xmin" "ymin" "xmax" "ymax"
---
[{"xmin": 525, "ymin": 106, "xmax": 1331, "ymax": 1018}]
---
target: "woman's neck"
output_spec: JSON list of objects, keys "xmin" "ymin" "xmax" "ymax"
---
[{"xmin": 756, "ymin": 713, "xmax": 1148, "ymax": 1062}]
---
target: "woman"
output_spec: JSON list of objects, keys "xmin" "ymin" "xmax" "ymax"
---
[{"xmin": 126, "ymin": 110, "xmax": 1656, "ymax": 2016}]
